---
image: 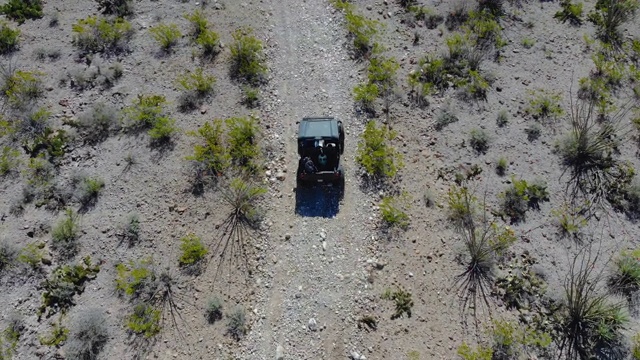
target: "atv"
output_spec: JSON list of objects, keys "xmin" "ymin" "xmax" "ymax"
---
[{"xmin": 296, "ymin": 117, "xmax": 345, "ymax": 186}]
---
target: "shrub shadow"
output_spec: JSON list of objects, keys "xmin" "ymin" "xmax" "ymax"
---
[{"xmin": 295, "ymin": 183, "xmax": 343, "ymax": 218}]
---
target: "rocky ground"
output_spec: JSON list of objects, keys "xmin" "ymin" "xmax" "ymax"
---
[{"xmin": 1, "ymin": 0, "xmax": 640, "ymax": 359}]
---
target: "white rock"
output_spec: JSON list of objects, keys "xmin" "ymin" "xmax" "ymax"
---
[
  {"xmin": 276, "ymin": 344, "xmax": 284, "ymax": 359},
  {"xmin": 308, "ymin": 318, "xmax": 317, "ymax": 331}
]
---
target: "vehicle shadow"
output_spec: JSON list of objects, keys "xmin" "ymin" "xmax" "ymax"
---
[{"xmin": 295, "ymin": 183, "xmax": 344, "ymax": 218}]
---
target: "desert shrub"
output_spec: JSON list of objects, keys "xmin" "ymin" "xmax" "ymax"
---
[
  {"xmin": 356, "ymin": 120, "xmax": 403, "ymax": 179},
  {"xmin": 17, "ymin": 242, "xmax": 44, "ymax": 270},
  {"xmin": 435, "ymin": 108, "xmax": 459, "ymax": 130},
  {"xmin": 0, "ymin": 22, "xmax": 20, "ymax": 54},
  {"xmin": 127, "ymin": 303, "xmax": 160, "ymax": 338},
  {"xmin": 205, "ymin": 297, "xmax": 223, "ymax": 324},
  {"xmin": 178, "ymin": 233, "xmax": 208, "ymax": 273},
  {"xmin": 496, "ymin": 157, "xmax": 507, "ymax": 176},
  {"xmin": 381, "ymin": 288, "xmax": 413, "ymax": 319},
  {"xmin": 353, "ymin": 82, "xmax": 379, "ymax": 113},
  {"xmin": 525, "ymin": 123, "xmax": 542, "ymax": 141},
  {"xmin": 461, "ymin": 70, "xmax": 489, "ymax": 101},
  {"xmin": 242, "ymin": 86, "xmax": 260, "ymax": 108},
  {"xmin": 39, "ymin": 319, "xmax": 68, "ymax": 346},
  {"xmin": 500, "ymin": 178, "xmax": 549, "ymax": 222},
  {"xmin": 551, "ymin": 204, "xmax": 587, "ymax": 237},
  {"xmin": 226, "ymin": 308, "xmax": 247, "ymax": 340},
  {"xmin": 555, "ymin": 1, "xmax": 584, "ymax": 25},
  {"xmin": 457, "ymin": 342, "xmax": 493, "ymax": 360},
  {"xmin": 557, "ymin": 100, "xmax": 631, "ymax": 208},
  {"xmin": 184, "ymin": 9, "xmax": 208, "ymax": 38},
  {"xmin": 65, "ymin": 309, "xmax": 108, "ymax": 359},
  {"xmin": 469, "ymin": 128, "xmax": 489, "ymax": 154},
  {"xmin": 633, "ymin": 333, "xmax": 640, "ymax": 359},
  {"xmin": 558, "ymin": 251, "xmax": 628, "ymax": 359},
  {"xmin": 122, "ymin": 94, "xmax": 177, "ymax": 143},
  {"xmin": 222, "ymin": 177, "xmax": 267, "ymax": 227},
  {"xmin": 342, "ymin": 4, "xmax": 379, "ymax": 58},
  {"xmin": 496, "ymin": 109, "xmax": 509, "ymax": 127},
  {"xmin": 115, "ymin": 259, "xmax": 156, "ymax": 299},
  {"xmin": 196, "ymin": 28, "xmax": 220, "ymax": 59},
  {"xmin": 490, "ymin": 319, "xmax": 552, "ymax": 359},
  {"xmin": 0, "ymin": 146, "xmax": 20, "ymax": 176},
  {"xmin": 51, "ymin": 209, "xmax": 81, "ymax": 259},
  {"xmin": 230, "ymin": 29, "xmax": 266, "ymax": 85},
  {"xmin": 176, "ymin": 67, "xmax": 215, "ymax": 110},
  {"xmin": 447, "ymin": 185, "xmax": 476, "ymax": 227},
  {"xmin": 521, "ymin": 38, "xmax": 535, "ymax": 49},
  {"xmin": 0, "ymin": 241, "xmax": 18, "ymax": 274},
  {"xmin": 526, "ymin": 89, "xmax": 563, "ymax": 123},
  {"xmin": 591, "ymin": 52, "xmax": 625, "ymax": 90},
  {"xmin": 2, "ymin": 69, "xmax": 44, "ymax": 110},
  {"xmin": 0, "ymin": 0, "xmax": 42, "ymax": 24},
  {"xmin": 608, "ymin": 249, "xmax": 640, "ymax": 299},
  {"xmin": 226, "ymin": 116, "xmax": 260, "ymax": 172},
  {"xmin": 96, "ymin": 0, "xmax": 133, "ymax": 17},
  {"xmin": 445, "ymin": 1, "xmax": 470, "ymax": 31},
  {"xmin": 38, "ymin": 257, "xmax": 100, "ymax": 318},
  {"xmin": 411, "ymin": 55, "xmax": 448, "ymax": 96},
  {"xmin": 78, "ymin": 102, "xmax": 118, "ymax": 144},
  {"xmin": 149, "ymin": 23, "xmax": 181, "ymax": 51},
  {"xmin": 367, "ymin": 56, "xmax": 400, "ymax": 113},
  {"xmin": 72, "ymin": 16, "xmax": 133, "ymax": 54},
  {"xmin": 76, "ymin": 176, "xmax": 104, "ymax": 208},
  {"xmin": 121, "ymin": 213, "xmax": 140, "ymax": 246},
  {"xmin": 187, "ymin": 119, "xmax": 230, "ymax": 177},
  {"xmin": 465, "ymin": 10, "xmax": 505, "ymax": 49},
  {"xmin": 380, "ymin": 193, "xmax": 410, "ymax": 230},
  {"xmin": 588, "ymin": 0, "xmax": 639, "ymax": 47}
]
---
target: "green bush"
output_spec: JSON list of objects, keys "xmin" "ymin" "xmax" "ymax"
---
[
  {"xmin": 38, "ymin": 257, "xmax": 100, "ymax": 318},
  {"xmin": 469, "ymin": 128, "xmax": 489, "ymax": 153},
  {"xmin": 633, "ymin": 333, "xmax": 640, "ymax": 359},
  {"xmin": 496, "ymin": 109, "xmax": 509, "ymax": 127},
  {"xmin": 496, "ymin": 157, "xmax": 508, "ymax": 176},
  {"xmin": 353, "ymin": 82, "xmax": 378, "ymax": 113},
  {"xmin": 77, "ymin": 176, "xmax": 105, "ymax": 207},
  {"xmin": 149, "ymin": 23, "xmax": 181, "ymax": 51},
  {"xmin": 356, "ymin": 120, "xmax": 403, "ymax": 179},
  {"xmin": 127, "ymin": 303, "xmax": 160, "ymax": 338},
  {"xmin": 122, "ymin": 214, "xmax": 140, "ymax": 246},
  {"xmin": 447, "ymin": 185, "xmax": 476, "ymax": 227},
  {"xmin": 0, "ymin": 146, "xmax": 20, "ymax": 176},
  {"xmin": 521, "ymin": 38, "xmax": 535, "ymax": 49},
  {"xmin": 226, "ymin": 308, "xmax": 246, "ymax": 340},
  {"xmin": 65, "ymin": 309, "xmax": 109, "ymax": 359},
  {"xmin": 500, "ymin": 177, "xmax": 549, "ymax": 222},
  {"xmin": 380, "ymin": 194, "xmax": 410, "ymax": 230},
  {"xmin": 435, "ymin": 108, "xmax": 459, "ymax": 130},
  {"xmin": 184, "ymin": 9, "xmax": 208, "ymax": 38},
  {"xmin": 526, "ymin": 89, "xmax": 563, "ymax": 122},
  {"xmin": 551, "ymin": 204, "xmax": 587, "ymax": 237},
  {"xmin": 0, "ymin": 0, "xmax": 43, "ymax": 24},
  {"xmin": 78, "ymin": 102, "xmax": 119, "ymax": 144},
  {"xmin": 608, "ymin": 249, "xmax": 640, "ymax": 298},
  {"xmin": 122, "ymin": 94, "xmax": 177, "ymax": 143},
  {"xmin": 555, "ymin": 1, "xmax": 584, "ymax": 26},
  {"xmin": 187, "ymin": 119, "xmax": 230, "ymax": 177},
  {"xmin": 205, "ymin": 297, "xmax": 223, "ymax": 324},
  {"xmin": 226, "ymin": 116, "xmax": 260, "ymax": 172},
  {"xmin": 457, "ymin": 342, "xmax": 492, "ymax": 360},
  {"xmin": 490, "ymin": 319, "xmax": 551, "ymax": 359},
  {"xmin": 39, "ymin": 320, "xmax": 68, "ymax": 346},
  {"xmin": 72, "ymin": 16, "xmax": 133, "ymax": 54},
  {"xmin": 115, "ymin": 259, "xmax": 155, "ymax": 299},
  {"xmin": 0, "ymin": 241, "xmax": 18, "ymax": 274},
  {"xmin": 588, "ymin": 0, "xmax": 639, "ymax": 47},
  {"xmin": 343, "ymin": 5, "xmax": 379, "ymax": 58},
  {"xmin": 242, "ymin": 86, "xmax": 260, "ymax": 108},
  {"xmin": 17, "ymin": 242, "xmax": 44, "ymax": 270},
  {"xmin": 96, "ymin": 0, "xmax": 133, "ymax": 17},
  {"xmin": 230, "ymin": 29, "xmax": 266, "ymax": 85},
  {"xmin": 178, "ymin": 233, "xmax": 208, "ymax": 271},
  {"xmin": 2, "ymin": 70, "xmax": 44, "ymax": 110},
  {"xmin": 0, "ymin": 22, "xmax": 20, "ymax": 54},
  {"xmin": 196, "ymin": 28, "xmax": 220, "ymax": 59},
  {"xmin": 176, "ymin": 67, "xmax": 215, "ymax": 96},
  {"xmin": 525, "ymin": 123, "xmax": 542, "ymax": 141},
  {"xmin": 51, "ymin": 209, "xmax": 81, "ymax": 259},
  {"xmin": 381, "ymin": 288, "xmax": 413, "ymax": 319}
]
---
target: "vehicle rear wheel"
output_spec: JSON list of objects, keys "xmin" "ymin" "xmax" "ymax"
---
[{"xmin": 338, "ymin": 121, "xmax": 345, "ymax": 155}]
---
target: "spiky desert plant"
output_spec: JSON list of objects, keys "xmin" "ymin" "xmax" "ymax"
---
[
  {"xmin": 558, "ymin": 249, "xmax": 628, "ymax": 360},
  {"xmin": 211, "ymin": 178, "xmax": 266, "ymax": 280},
  {"xmin": 608, "ymin": 249, "xmax": 640, "ymax": 302}
]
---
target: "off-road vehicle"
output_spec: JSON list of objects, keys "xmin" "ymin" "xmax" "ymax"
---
[{"xmin": 296, "ymin": 117, "xmax": 344, "ymax": 185}]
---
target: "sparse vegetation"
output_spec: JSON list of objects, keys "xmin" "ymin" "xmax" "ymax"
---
[
  {"xmin": 64, "ymin": 309, "xmax": 109, "ymax": 360},
  {"xmin": 0, "ymin": 146, "xmax": 20, "ymax": 176},
  {"xmin": 469, "ymin": 128, "xmax": 489, "ymax": 154},
  {"xmin": 435, "ymin": 108, "xmax": 459, "ymax": 130},
  {"xmin": 356, "ymin": 120, "xmax": 403, "ymax": 179},
  {"xmin": 226, "ymin": 308, "xmax": 247, "ymax": 340},
  {"xmin": 496, "ymin": 109, "xmax": 508, "ymax": 127},
  {"xmin": 457, "ymin": 342, "xmax": 493, "ymax": 360},
  {"xmin": 496, "ymin": 157, "xmax": 507, "ymax": 176},
  {"xmin": 0, "ymin": 241, "xmax": 17, "ymax": 274},
  {"xmin": 187, "ymin": 119, "xmax": 230, "ymax": 180},
  {"xmin": 178, "ymin": 233, "xmax": 208, "ymax": 274},
  {"xmin": 230, "ymin": 29, "xmax": 266, "ymax": 85},
  {"xmin": 381, "ymin": 288, "xmax": 414, "ymax": 319},
  {"xmin": 176, "ymin": 67, "xmax": 216, "ymax": 111},
  {"xmin": 0, "ymin": 0, "xmax": 43, "ymax": 24},
  {"xmin": 2, "ymin": 69, "xmax": 44, "ymax": 110},
  {"xmin": 127, "ymin": 303, "xmax": 161, "ymax": 338},
  {"xmin": 608, "ymin": 249, "xmax": 640, "ymax": 301},
  {"xmin": 76, "ymin": 176, "xmax": 105, "ymax": 208},
  {"xmin": 525, "ymin": 123, "xmax": 542, "ymax": 141},
  {"xmin": 0, "ymin": 22, "xmax": 20, "ymax": 54},
  {"xmin": 122, "ymin": 94, "xmax": 177, "ymax": 144},
  {"xmin": 331, "ymin": 0, "xmax": 379, "ymax": 58},
  {"xmin": 39, "ymin": 318, "xmax": 68, "ymax": 346},
  {"xmin": 96, "ymin": 0, "xmax": 133, "ymax": 17},
  {"xmin": 78, "ymin": 102, "xmax": 119, "ymax": 144},
  {"xmin": 526, "ymin": 89, "xmax": 563, "ymax": 124},
  {"xmin": 588, "ymin": 0, "xmax": 639, "ymax": 47},
  {"xmin": 72, "ymin": 16, "xmax": 133, "ymax": 54},
  {"xmin": 226, "ymin": 116, "xmax": 260, "ymax": 173},
  {"xmin": 555, "ymin": 1, "xmax": 584, "ymax": 26},
  {"xmin": 51, "ymin": 209, "xmax": 81, "ymax": 259},
  {"xmin": 380, "ymin": 193, "xmax": 410, "ymax": 230},
  {"xmin": 500, "ymin": 177, "xmax": 549, "ymax": 222},
  {"xmin": 149, "ymin": 23, "xmax": 181, "ymax": 51},
  {"xmin": 205, "ymin": 297, "xmax": 223, "ymax": 324}
]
